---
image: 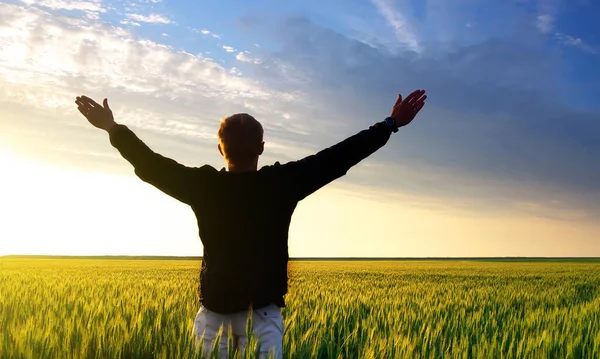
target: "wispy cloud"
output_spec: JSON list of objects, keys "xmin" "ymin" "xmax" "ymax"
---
[
  {"xmin": 0, "ymin": 3, "xmax": 308, "ymax": 168},
  {"xmin": 120, "ymin": 19, "xmax": 140, "ymax": 27},
  {"xmin": 2, "ymin": 2, "xmax": 599, "ymax": 224},
  {"xmin": 197, "ymin": 28, "xmax": 220, "ymax": 38},
  {"xmin": 19, "ymin": 0, "xmax": 105, "ymax": 20},
  {"xmin": 536, "ymin": 14, "xmax": 554, "ymax": 33},
  {"xmin": 554, "ymin": 33, "xmax": 598, "ymax": 54},
  {"xmin": 370, "ymin": 0, "xmax": 421, "ymax": 53},
  {"xmin": 126, "ymin": 13, "xmax": 171, "ymax": 24},
  {"xmin": 19, "ymin": 0, "xmax": 105, "ymax": 12},
  {"xmin": 238, "ymin": 15, "xmax": 600, "ymax": 221},
  {"xmin": 222, "ymin": 45, "xmax": 235, "ymax": 53},
  {"xmin": 236, "ymin": 51, "xmax": 261, "ymax": 64}
]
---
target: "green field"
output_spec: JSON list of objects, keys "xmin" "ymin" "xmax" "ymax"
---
[{"xmin": 1, "ymin": 258, "xmax": 599, "ymax": 358}]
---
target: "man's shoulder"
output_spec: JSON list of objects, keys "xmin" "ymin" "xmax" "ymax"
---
[
  {"xmin": 189, "ymin": 164, "xmax": 218, "ymax": 178},
  {"xmin": 259, "ymin": 161, "xmax": 288, "ymax": 172},
  {"xmin": 198, "ymin": 164, "xmax": 218, "ymax": 172}
]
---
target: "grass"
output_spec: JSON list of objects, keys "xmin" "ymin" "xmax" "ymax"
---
[{"xmin": 0, "ymin": 258, "xmax": 599, "ymax": 358}]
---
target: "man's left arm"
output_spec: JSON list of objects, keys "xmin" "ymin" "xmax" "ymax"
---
[{"xmin": 280, "ymin": 89, "xmax": 427, "ymax": 201}]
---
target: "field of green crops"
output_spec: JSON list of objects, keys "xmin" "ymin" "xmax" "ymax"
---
[{"xmin": 1, "ymin": 258, "xmax": 599, "ymax": 359}]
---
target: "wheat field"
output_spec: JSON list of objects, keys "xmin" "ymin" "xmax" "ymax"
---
[{"xmin": 1, "ymin": 258, "xmax": 599, "ymax": 359}]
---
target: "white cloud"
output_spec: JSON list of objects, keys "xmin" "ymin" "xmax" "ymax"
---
[
  {"xmin": 554, "ymin": 33, "xmax": 598, "ymax": 54},
  {"xmin": 370, "ymin": 0, "xmax": 421, "ymax": 53},
  {"xmin": 536, "ymin": 14, "xmax": 553, "ymax": 33},
  {"xmin": 229, "ymin": 67, "xmax": 242, "ymax": 76},
  {"xmin": 236, "ymin": 51, "xmax": 261, "ymax": 64},
  {"xmin": 198, "ymin": 28, "xmax": 220, "ymax": 38},
  {"xmin": 19, "ymin": 0, "xmax": 105, "ymax": 12},
  {"xmin": 0, "ymin": 3, "xmax": 310, "ymax": 170},
  {"xmin": 126, "ymin": 13, "xmax": 171, "ymax": 24},
  {"xmin": 0, "ymin": 9, "xmax": 272, "ymax": 102},
  {"xmin": 222, "ymin": 45, "xmax": 235, "ymax": 52},
  {"xmin": 120, "ymin": 19, "xmax": 140, "ymax": 26}
]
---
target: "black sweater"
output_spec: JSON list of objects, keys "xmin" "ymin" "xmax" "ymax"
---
[{"xmin": 108, "ymin": 119, "xmax": 396, "ymax": 313}]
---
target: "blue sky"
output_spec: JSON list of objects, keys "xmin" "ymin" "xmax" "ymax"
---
[{"xmin": 0, "ymin": 0, "xmax": 599, "ymax": 256}]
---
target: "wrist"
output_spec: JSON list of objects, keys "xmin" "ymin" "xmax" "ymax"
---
[
  {"xmin": 384, "ymin": 117, "xmax": 399, "ymax": 133},
  {"xmin": 103, "ymin": 121, "xmax": 118, "ymax": 132}
]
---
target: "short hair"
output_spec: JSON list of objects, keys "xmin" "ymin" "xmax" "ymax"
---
[{"xmin": 218, "ymin": 113, "xmax": 264, "ymax": 166}]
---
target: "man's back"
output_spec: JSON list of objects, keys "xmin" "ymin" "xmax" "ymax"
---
[
  {"xmin": 107, "ymin": 120, "xmax": 397, "ymax": 312},
  {"xmin": 192, "ymin": 164, "xmax": 297, "ymax": 313}
]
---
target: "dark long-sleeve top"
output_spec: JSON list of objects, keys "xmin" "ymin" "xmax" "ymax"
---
[{"xmin": 108, "ymin": 119, "xmax": 396, "ymax": 313}]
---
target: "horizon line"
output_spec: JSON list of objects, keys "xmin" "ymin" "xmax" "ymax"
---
[{"xmin": 2, "ymin": 255, "xmax": 600, "ymax": 261}]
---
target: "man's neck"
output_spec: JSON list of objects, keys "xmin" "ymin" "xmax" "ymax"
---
[{"xmin": 227, "ymin": 163, "xmax": 258, "ymax": 173}]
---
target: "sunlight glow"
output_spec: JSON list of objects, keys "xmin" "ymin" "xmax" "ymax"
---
[{"xmin": 0, "ymin": 151, "xmax": 599, "ymax": 257}]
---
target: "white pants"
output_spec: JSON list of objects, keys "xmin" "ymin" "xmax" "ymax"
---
[{"xmin": 193, "ymin": 303, "xmax": 284, "ymax": 359}]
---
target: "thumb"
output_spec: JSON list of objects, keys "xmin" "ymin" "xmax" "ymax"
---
[
  {"xmin": 393, "ymin": 93, "xmax": 403, "ymax": 109},
  {"xmin": 103, "ymin": 98, "xmax": 110, "ymax": 111}
]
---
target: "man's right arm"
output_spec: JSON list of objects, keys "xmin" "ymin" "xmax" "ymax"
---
[
  {"xmin": 108, "ymin": 124, "xmax": 204, "ymax": 204},
  {"xmin": 75, "ymin": 95, "xmax": 204, "ymax": 204}
]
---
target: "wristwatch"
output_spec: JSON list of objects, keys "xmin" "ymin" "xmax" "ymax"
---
[{"xmin": 384, "ymin": 117, "xmax": 399, "ymax": 133}]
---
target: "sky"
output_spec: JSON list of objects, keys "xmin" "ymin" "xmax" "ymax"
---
[{"xmin": 0, "ymin": 0, "xmax": 599, "ymax": 257}]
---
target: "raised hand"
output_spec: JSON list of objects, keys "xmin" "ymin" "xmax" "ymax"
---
[
  {"xmin": 75, "ymin": 95, "xmax": 117, "ymax": 132},
  {"xmin": 391, "ymin": 89, "xmax": 427, "ymax": 127}
]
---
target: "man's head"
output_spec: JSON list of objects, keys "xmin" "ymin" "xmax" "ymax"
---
[{"xmin": 218, "ymin": 113, "xmax": 264, "ymax": 171}]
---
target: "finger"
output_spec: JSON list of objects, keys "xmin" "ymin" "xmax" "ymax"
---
[
  {"xmin": 78, "ymin": 101, "xmax": 94, "ymax": 112},
  {"xmin": 77, "ymin": 97, "xmax": 93, "ymax": 109},
  {"xmin": 408, "ymin": 89, "xmax": 426, "ymax": 104},
  {"xmin": 413, "ymin": 94, "xmax": 427, "ymax": 105},
  {"xmin": 81, "ymin": 95, "xmax": 101, "ymax": 108},
  {"xmin": 393, "ymin": 95, "xmax": 403, "ymax": 108},
  {"xmin": 412, "ymin": 89, "xmax": 426, "ymax": 102},
  {"xmin": 103, "ymin": 98, "xmax": 111, "ymax": 111},
  {"xmin": 75, "ymin": 97, "xmax": 89, "ymax": 107},
  {"xmin": 77, "ymin": 107, "xmax": 89, "ymax": 117},
  {"xmin": 405, "ymin": 89, "xmax": 423, "ymax": 104}
]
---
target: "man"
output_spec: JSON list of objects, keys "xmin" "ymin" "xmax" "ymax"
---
[{"xmin": 75, "ymin": 89, "xmax": 427, "ymax": 358}]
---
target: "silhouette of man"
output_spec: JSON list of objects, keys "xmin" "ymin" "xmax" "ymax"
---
[{"xmin": 75, "ymin": 89, "xmax": 427, "ymax": 358}]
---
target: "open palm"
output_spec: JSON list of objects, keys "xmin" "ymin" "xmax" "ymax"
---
[
  {"xmin": 75, "ymin": 95, "xmax": 116, "ymax": 131},
  {"xmin": 391, "ymin": 89, "xmax": 427, "ymax": 127}
]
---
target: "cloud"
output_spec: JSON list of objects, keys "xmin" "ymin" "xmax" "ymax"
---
[
  {"xmin": 535, "ymin": 0, "xmax": 560, "ymax": 30},
  {"xmin": 229, "ymin": 67, "xmax": 242, "ymax": 76},
  {"xmin": 536, "ymin": 14, "xmax": 554, "ymax": 33},
  {"xmin": 238, "ymin": 15, "xmax": 600, "ymax": 221},
  {"xmin": 126, "ymin": 13, "xmax": 171, "ymax": 24},
  {"xmin": 0, "ymin": 4, "xmax": 310, "ymax": 170},
  {"xmin": 120, "ymin": 19, "xmax": 140, "ymax": 26},
  {"xmin": 554, "ymin": 32, "xmax": 598, "ymax": 54},
  {"xmin": 370, "ymin": 0, "xmax": 421, "ymax": 53},
  {"xmin": 1, "ymin": 3, "xmax": 598, "ymax": 223},
  {"xmin": 19, "ymin": 0, "xmax": 105, "ymax": 20},
  {"xmin": 198, "ymin": 28, "xmax": 220, "ymax": 38},
  {"xmin": 222, "ymin": 45, "xmax": 236, "ymax": 53},
  {"xmin": 19, "ymin": 0, "xmax": 104, "ymax": 12},
  {"xmin": 236, "ymin": 51, "xmax": 261, "ymax": 64}
]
